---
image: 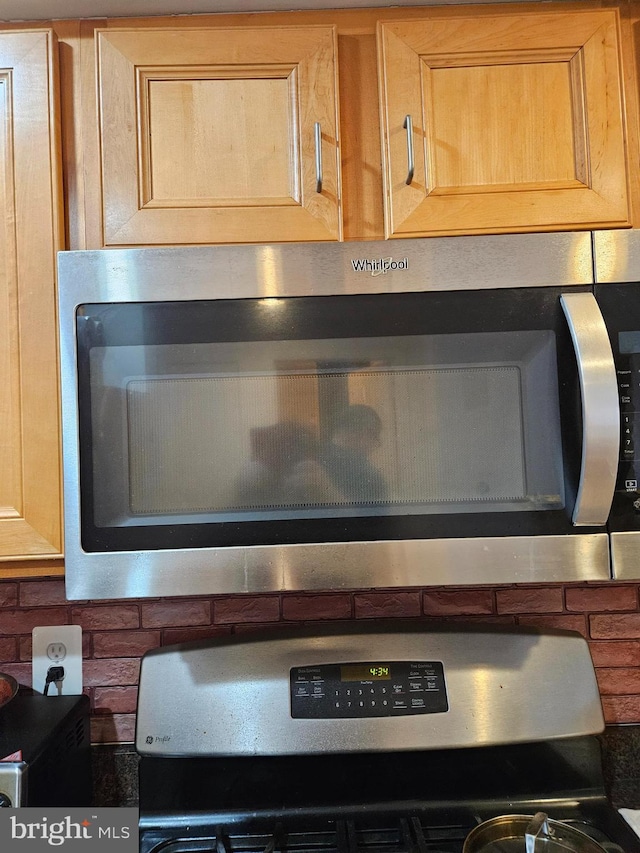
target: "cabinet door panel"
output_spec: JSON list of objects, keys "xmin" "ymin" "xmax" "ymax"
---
[
  {"xmin": 145, "ymin": 76, "xmax": 296, "ymax": 204},
  {"xmin": 378, "ymin": 10, "xmax": 630, "ymax": 237},
  {"xmin": 430, "ymin": 60, "xmax": 579, "ymax": 189},
  {"xmin": 98, "ymin": 26, "xmax": 341, "ymax": 245},
  {"xmin": 0, "ymin": 30, "xmax": 63, "ymax": 559}
]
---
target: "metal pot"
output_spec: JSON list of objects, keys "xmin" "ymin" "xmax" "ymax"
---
[{"xmin": 463, "ymin": 812, "xmax": 609, "ymax": 853}]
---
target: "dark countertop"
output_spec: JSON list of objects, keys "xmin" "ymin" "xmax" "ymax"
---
[
  {"xmin": 600, "ymin": 725, "xmax": 640, "ymax": 809},
  {"xmin": 92, "ymin": 744, "xmax": 139, "ymax": 808}
]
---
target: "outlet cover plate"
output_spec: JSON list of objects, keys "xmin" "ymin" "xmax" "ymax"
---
[{"xmin": 32, "ymin": 625, "xmax": 83, "ymax": 695}]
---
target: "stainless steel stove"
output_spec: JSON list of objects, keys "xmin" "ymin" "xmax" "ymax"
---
[{"xmin": 135, "ymin": 623, "xmax": 640, "ymax": 853}]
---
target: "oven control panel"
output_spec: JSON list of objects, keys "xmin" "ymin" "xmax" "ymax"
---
[{"xmin": 290, "ymin": 661, "xmax": 448, "ymax": 719}]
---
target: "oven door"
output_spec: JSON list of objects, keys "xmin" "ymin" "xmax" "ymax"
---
[{"xmin": 59, "ymin": 258, "xmax": 618, "ymax": 599}]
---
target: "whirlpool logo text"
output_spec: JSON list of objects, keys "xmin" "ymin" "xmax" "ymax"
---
[
  {"xmin": 350, "ymin": 257, "xmax": 409, "ymax": 276},
  {"xmin": 0, "ymin": 809, "xmax": 138, "ymax": 851}
]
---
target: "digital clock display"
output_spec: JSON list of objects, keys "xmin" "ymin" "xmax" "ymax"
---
[{"xmin": 340, "ymin": 664, "xmax": 391, "ymax": 681}]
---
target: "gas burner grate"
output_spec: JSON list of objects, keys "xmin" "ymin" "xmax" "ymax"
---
[{"xmin": 141, "ymin": 818, "xmax": 471, "ymax": 853}]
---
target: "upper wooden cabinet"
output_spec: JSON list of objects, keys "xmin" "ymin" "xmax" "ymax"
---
[
  {"xmin": 96, "ymin": 26, "xmax": 342, "ymax": 246},
  {"xmin": 377, "ymin": 9, "xmax": 631, "ymax": 238},
  {"xmin": 0, "ymin": 30, "xmax": 63, "ymax": 561}
]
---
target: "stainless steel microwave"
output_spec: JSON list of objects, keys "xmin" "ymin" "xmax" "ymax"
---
[{"xmin": 58, "ymin": 232, "xmax": 622, "ymax": 600}]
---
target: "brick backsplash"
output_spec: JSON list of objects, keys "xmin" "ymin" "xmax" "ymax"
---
[{"xmin": 1, "ymin": 577, "xmax": 640, "ymax": 742}]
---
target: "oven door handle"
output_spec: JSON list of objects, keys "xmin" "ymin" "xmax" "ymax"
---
[{"xmin": 561, "ymin": 292, "xmax": 619, "ymax": 526}]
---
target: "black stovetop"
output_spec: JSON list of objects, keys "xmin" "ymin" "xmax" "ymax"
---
[
  {"xmin": 138, "ymin": 805, "xmax": 636, "ymax": 853},
  {"xmin": 138, "ymin": 737, "xmax": 640, "ymax": 853}
]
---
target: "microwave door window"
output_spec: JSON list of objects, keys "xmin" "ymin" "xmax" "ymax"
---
[{"xmin": 86, "ymin": 328, "xmax": 565, "ymax": 532}]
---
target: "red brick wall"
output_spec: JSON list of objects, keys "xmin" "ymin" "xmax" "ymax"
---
[{"xmin": 1, "ymin": 576, "xmax": 640, "ymax": 743}]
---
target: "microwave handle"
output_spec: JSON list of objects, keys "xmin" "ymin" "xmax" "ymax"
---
[{"xmin": 560, "ymin": 292, "xmax": 619, "ymax": 526}]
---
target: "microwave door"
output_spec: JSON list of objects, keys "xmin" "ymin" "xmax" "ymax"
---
[
  {"xmin": 62, "ymin": 278, "xmax": 618, "ymax": 600},
  {"xmin": 560, "ymin": 292, "xmax": 620, "ymax": 526}
]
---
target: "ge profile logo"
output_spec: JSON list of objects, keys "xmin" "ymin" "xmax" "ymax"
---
[{"xmin": 146, "ymin": 735, "xmax": 154, "ymax": 744}]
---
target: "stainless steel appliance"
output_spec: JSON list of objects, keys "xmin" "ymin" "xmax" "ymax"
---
[
  {"xmin": 135, "ymin": 624, "xmax": 640, "ymax": 853},
  {"xmin": 58, "ymin": 232, "xmax": 620, "ymax": 600},
  {"xmin": 594, "ymin": 230, "xmax": 640, "ymax": 580},
  {"xmin": 0, "ymin": 695, "xmax": 91, "ymax": 807}
]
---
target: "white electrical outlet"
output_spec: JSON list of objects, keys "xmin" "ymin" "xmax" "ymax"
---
[{"xmin": 32, "ymin": 625, "xmax": 83, "ymax": 696}]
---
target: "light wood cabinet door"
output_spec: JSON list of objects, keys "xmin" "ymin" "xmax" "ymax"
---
[
  {"xmin": 97, "ymin": 26, "xmax": 341, "ymax": 246},
  {"xmin": 378, "ymin": 9, "xmax": 630, "ymax": 238},
  {"xmin": 0, "ymin": 30, "xmax": 63, "ymax": 559}
]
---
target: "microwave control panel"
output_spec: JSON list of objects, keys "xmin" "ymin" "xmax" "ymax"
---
[
  {"xmin": 611, "ymin": 356, "xmax": 640, "ymax": 497},
  {"xmin": 599, "ymin": 325, "xmax": 640, "ymax": 485},
  {"xmin": 614, "ymin": 361, "xmax": 640, "ymax": 519},
  {"xmin": 290, "ymin": 661, "xmax": 448, "ymax": 719},
  {"xmin": 610, "ymin": 351, "xmax": 640, "ymax": 525},
  {"xmin": 594, "ymin": 283, "xmax": 640, "ymax": 525}
]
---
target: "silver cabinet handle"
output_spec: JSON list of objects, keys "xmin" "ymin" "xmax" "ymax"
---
[
  {"xmin": 560, "ymin": 292, "xmax": 619, "ymax": 526},
  {"xmin": 314, "ymin": 122, "xmax": 322, "ymax": 194},
  {"xmin": 403, "ymin": 115, "xmax": 414, "ymax": 185}
]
